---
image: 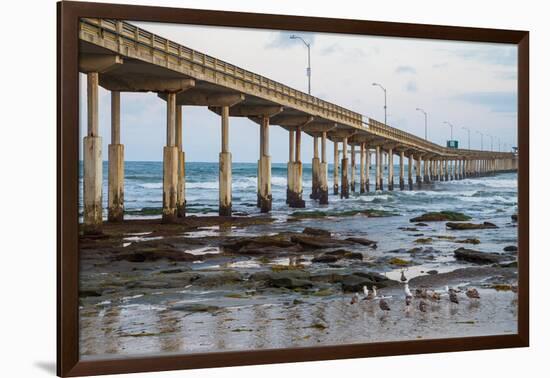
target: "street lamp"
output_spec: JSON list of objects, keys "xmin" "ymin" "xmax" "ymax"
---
[
  {"xmin": 416, "ymin": 108, "xmax": 428, "ymax": 140},
  {"xmin": 372, "ymin": 83, "xmax": 387, "ymax": 125},
  {"xmin": 289, "ymin": 35, "xmax": 311, "ymax": 95},
  {"xmin": 443, "ymin": 121, "xmax": 454, "ymax": 141},
  {"xmin": 475, "ymin": 131, "xmax": 484, "ymax": 150},
  {"xmin": 462, "ymin": 126, "xmax": 471, "ymax": 150},
  {"xmin": 488, "ymin": 135, "xmax": 494, "ymax": 151}
]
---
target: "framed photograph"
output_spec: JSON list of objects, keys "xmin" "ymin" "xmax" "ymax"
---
[{"xmin": 57, "ymin": 1, "xmax": 529, "ymax": 376}]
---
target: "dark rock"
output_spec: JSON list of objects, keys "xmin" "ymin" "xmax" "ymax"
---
[
  {"xmin": 170, "ymin": 303, "xmax": 221, "ymax": 312},
  {"xmin": 399, "ymin": 227, "xmax": 418, "ymax": 231},
  {"xmin": 446, "ymin": 221, "xmax": 498, "ymax": 230},
  {"xmin": 312, "ymin": 254, "xmax": 339, "ymax": 263},
  {"xmin": 324, "ymin": 249, "xmax": 363, "ymax": 260},
  {"xmin": 341, "ymin": 271, "xmax": 395, "ymax": 292},
  {"xmin": 303, "ymin": 227, "xmax": 331, "ymax": 237},
  {"xmin": 415, "ymin": 223, "xmax": 429, "ymax": 227},
  {"xmin": 271, "ymin": 277, "xmax": 313, "ymax": 289},
  {"xmin": 511, "ymin": 214, "xmax": 518, "ymax": 222},
  {"xmin": 290, "ymin": 235, "xmax": 351, "ymax": 249},
  {"xmin": 454, "ymin": 247, "xmax": 507, "ymax": 264},
  {"xmin": 503, "ymin": 245, "xmax": 518, "ymax": 252},
  {"xmin": 499, "ymin": 261, "xmax": 518, "ymax": 268},
  {"xmin": 193, "ymin": 271, "xmax": 242, "ymax": 286},
  {"xmin": 426, "ymin": 270, "xmax": 438, "ymax": 275},
  {"xmin": 410, "ymin": 211, "xmax": 471, "ymax": 223},
  {"xmin": 345, "ymin": 237, "xmax": 377, "ymax": 246},
  {"xmin": 456, "ymin": 238, "xmax": 481, "ymax": 244}
]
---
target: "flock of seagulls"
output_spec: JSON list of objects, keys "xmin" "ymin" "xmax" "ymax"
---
[{"xmin": 350, "ymin": 270, "xmax": 482, "ymax": 315}]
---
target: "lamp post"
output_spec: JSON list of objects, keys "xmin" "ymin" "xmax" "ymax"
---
[
  {"xmin": 476, "ymin": 131, "xmax": 484, "ymax": 150},
  {"xmin": 372, "ymin": 83, "xmax": 387, "ymax": 125},
  {"xmin": 488, "ymin": 135, "xmax": 494, "ymax": 151},
  {"xmin": 289, "ymin": 35, "xmax": 311, "ymax": 95},
  {"xmin": 443, "ymin": 121, "xmax": 454, "ymax": 141},
  {"xmin": 462, "ymin": 126, "xmax": 471, "ymax": 150},
  {"xmin": 416, "ymin": 108, "xmax": 428, "ymax": 140}
]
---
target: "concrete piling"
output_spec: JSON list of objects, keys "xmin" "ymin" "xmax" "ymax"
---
[
  {"xmin": 176, "ymin": 105, "xmax": 186, "ymax": 217},
  {"xmin": 341, "ymin": 137, "xmax": 350, "ymax": 198},
  {"xmin": 416, "ymin": 155, "xmax": 422, "ymax": 187},
  {"xmin": 108, "ymin": 90, "xmax": 124, "ymax": 222},
  {"xmin": 310, "ymin": 136, "xmax": 321, "ymax": 200},
  {"xmin": 388, "ymin": 148, "xmax": 394, "ymax": 191},
  {"xmin": 408, "ymin": 154, "xmax": 414, "ymax": 190},
  {"xmin": 288, "ymin": 128, "xmax": 305, "ymax": 208},
  {"xmin": 83, "ymin": 72, "xmax": 103, "ymax": 234},
  {"xmin": 399, "ymin": 150, "xmax": 405, "ymax": 190},
  {"xmin": 319, "ymin": 131, "xmax": 329, "ymax": 205},
  {"xmin": 163, "ymin": 92, "xmax": 179, "ymax": 223},
  {"xmin": 350, "ymin": 144, "xmax": 356, "ymax": 192},
  {"xmin": 257, "ymin": 116, "xmax": 272, "ymax": 212},
  {"xmin": 375, "ymin": 146, "xmax": 381, "ymax": 191},
  {"xmin": 219, "ymin": 105, "xmax": 232, "ymax": 216},
  {"xmin": 333, "ymin": 140, "xmax": 339, "ymax": 195},
  {"xmin": 365, "ymin": 146, "xmax": 371, "ymax": 192}
]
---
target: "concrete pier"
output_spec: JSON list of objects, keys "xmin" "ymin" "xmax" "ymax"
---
[
  {"xmin": 408, "ymin": 154, "xmax": 414, "ymax": 190},
  {"xmin": 333, "ymin": 141, "xmax": 339, "ymax": 195},
  {"xmin": 163, "ymin": 92, "xmax": 179, "ymax": 223},
  {"xmin": 108, "ymin": 90, "xmax": 124, "ymax": 222},
  {"xmin": 423, "ymin": 157, "xmax": 429, "ymax": 184},
  {"xmin": 288, "ymin": 128, "xmax": 305, "ymax": 208},
  {"xmin": 399, "ymin": 150, "xmax": 405, "ymax": 190},
  {"xmin": 176, "ymin": 105, "xmax": 186, "ymax": 217},
  {"xmin": 375, "ymin": 146, "xmax": 381, "ymax": 191},
  {"xmin": 341, "ymin": 137, "xmax": 350, "ymax": 198},
  {"xmin": 365, "ymin": 147, "xmax": 371, "ymax": 192},
  {"xmin": 444, "ymin": 159, "xmax": 449, "ymax": 181},
  {"xmin": 416, "ymin": 155, "xmax": 422, "ymax": 187},
  {"xmin": 319, "ymin": 131, "xmax": 329, "ymax": 205},
  {"xmin": 258, "ymin": 116, "xmax": 272, "ymax": 212},
  {"xmin": 83, "ymin": 72, "xmax": 103, "ymax": 234},
  {"xmin": 388, "ymin": 148, "xmax": 394, "ymax": 191},
  {"xmin": 219, "ymin": 106, "xmax": 232, "ymax": 216},
  {"xmin": 359, "ymin": 143, "xmax": 366, "ymax": 193},
  {"xmin": 350, "ymin": 144, "xmax": 356, "ymax": 192},
  {"xmin": 310, "ymin": 136, "xmax": 321, "ymax": 200}
]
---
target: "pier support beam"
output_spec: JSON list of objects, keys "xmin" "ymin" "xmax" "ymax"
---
[
  {"xmin": 333, "ymin": 140, "xmax": 339, "ymax": 195},
  {"xmin": 416, "ymin": 155, "xmax": 422, "ymax": 187},
  {"xmin": 176, "ymin": 105, "xmax": 186, "ymax": 217},
  {"xmin": 310, "ymin": 136, "xmax": 321, "ymax": 200},
  {"xmin": 359, "ymin": 143, "xmax": 366, "ymax": 193},
  {"xmin": 399, "ymin": 150, "xmax": 405, "ymax": 190},
  {"xmin": 375, "ymin": 146, "xmax": 381, "ymax": 191},
  {"xmin": 423, "ymin": 157, "xmax": 430, "ymax": 184},
  {"xmin": 341, "ymin": 137, "xmax": 350, "ymax": 198},
  {"xmin": 163, "ymin": 92, "xmax": 179, "ymax": 223},
  {"xmin": 444, "ymin": 159, "xmax": 449, "ymax": 181},
  {"xmin": 319, "ymin": 131, "xmax": 329, "ymax": 205},
  {"xmin": 388, "ymin": 148, "xmax": 394, "ymax": 191},
  {"xmin": 288, "ymin": 128, "xmax": 305, "ymax": 208},
  {"xmin": 83, "ymin": 72, "xmax": 103, "ymax": 234},
  {"xmin": 439, "ymin": 159, "xmax": 443, "ymax": 181},
  {"xmin": 219, "ymin": 105, "xmax": 232, "ymax": 216},
  {"xmin": 365, "ymin": 146, "xmax": 371, "ymax": 192},
  {"xmin": 350, "ymin": 144, "xmax": 356, "ymax": 192},
  {"xmin": 108, "ymin": 90, "xmax": 124, "ymax": 222},
  {"xmin": 257, "ymin": 116, "xmax": 272, "ymax": 212},
  {"xmin": 408, "ymin": 154, "xmax": 414, "ymax": 190}
]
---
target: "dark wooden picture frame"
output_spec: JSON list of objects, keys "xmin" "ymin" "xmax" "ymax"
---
[{"xmin": 57, "ymin": 1, "xmax": 529, "ymax": 376}]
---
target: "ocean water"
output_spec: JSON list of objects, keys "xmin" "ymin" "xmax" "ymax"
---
[{"xmin": 78, "ymin": 161, "xmax": 518, "ymax": 224}]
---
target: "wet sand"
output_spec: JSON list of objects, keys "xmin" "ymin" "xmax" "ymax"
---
[{"xmin": 79, "ymin": 211, "xmax": 518, "ymax": 359}]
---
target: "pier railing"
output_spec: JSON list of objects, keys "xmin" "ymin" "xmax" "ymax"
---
[{"xmin": 80, "ymin": 18, "xmax": 364, "ymax": 129}]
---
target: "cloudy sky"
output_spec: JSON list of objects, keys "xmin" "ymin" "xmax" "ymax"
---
[{"xmin": 80, "ymin": 21, "xmax": 517, "ymax": 163}]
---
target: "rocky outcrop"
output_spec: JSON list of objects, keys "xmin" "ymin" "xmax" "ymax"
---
[
  {"xmin": 454, "ymin": 247, "xmax": 508, "ymax": 264},
  {"xmin": 446, "ymin": 221, "xmax": 498, "ymax": 230},
  {"xmin": 410, "ymin": 211, "xmax": 471, "ymax": 222}
]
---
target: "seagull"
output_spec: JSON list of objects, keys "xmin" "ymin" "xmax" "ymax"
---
[
  {"xmin": 379, "ymin": 298, "xmax": 391, "ymax": 313},
  {"xmin": 466, "ymin": 288, "xmax": 480, "ymax": 301},
  {"xmin": 428, "ymin": 290, "xmax": 441, "ymax": 302},
  {"xmin": 364, "ymin": 285, "xmax": 378, "ymax": 301},
  {"xmin": 448, "ymin": 288, "xmax": 459, "ymax": 306},
  {"xmin": 400, "ymin": 269, "xmax": 408, "ymax": 283},
  {"xmin": 350, "ymin": 292, "xmax": 360, "ymax": 305},
  {"xmin": 418, "ymin": 299, "xmax": 428, "ymax": 313},
  {"xmin": 404, "ymin": 283, "xmax": 413, "ymax": 306},
  {"xmin": 415, "ymin": 288, "xmax": 428, "ymax": 299},
  {"xmin": 363, "ymin": 285, "xmax": 369, "ymax": 298}
]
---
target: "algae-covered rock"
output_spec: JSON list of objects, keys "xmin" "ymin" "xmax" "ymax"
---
[
  {"xmin": 410, "ymin": 211, "xmax": 471, "ymax": 223},
  {"xmin": 454, "ymin": 247, "xmax": 507, "ymax": 264},
  {"xmin": 446, "ymin": 222, "xmax": 498, "ymax": 230}
]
